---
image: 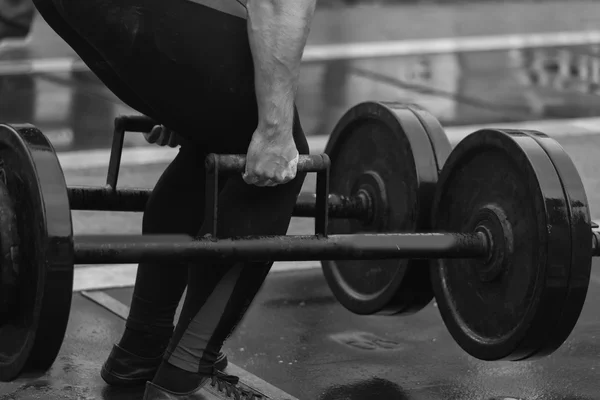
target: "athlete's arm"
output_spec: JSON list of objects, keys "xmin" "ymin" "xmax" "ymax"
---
[
  {"xmin": 246, "ymin": 0, "xmax": 316, "ymax": 137},
  {"xmin": 241, "ymin": 0, "xmax": 316, "ymax": 187}
]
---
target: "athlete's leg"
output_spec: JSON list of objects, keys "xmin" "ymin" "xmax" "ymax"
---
[
  {"xmin": 121, "ymin": 145, "xmax": 209, "ymax": 358},
  {"xmin": 161, "ymin": 110, "xmax": 309, "ymax": 385},
  {"xmin": 50, "ymin": 0, "xmax": 256, "ymax": 151},
  {"xmin": 31, "ymin": 0, "xmax": 203, "ymax": 368}
]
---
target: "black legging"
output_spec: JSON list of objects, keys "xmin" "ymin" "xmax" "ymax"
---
[{"xmin": 33, "ymin": 0, "xmax": 309, "ymax": 373}]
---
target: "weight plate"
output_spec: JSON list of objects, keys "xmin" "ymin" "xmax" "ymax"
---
[
  {"xmin": 406, "ymin": 104, "xmax": 451, "ymax": 173},
  {"xmin": 322, "ymin": 101, "xmax": 451, "ymax": 315},
  {"xmin": 520, "ymin": 129, "xmax": 591, "ymax": 359},
  {"xmin": 0, "ymin": 124, "xmax": 73, "ymax": 381},
  {"xmin": 0, "ymin": 179, "xmax": 19, "ymax": 314},
  {"xmin": 431, "ymin": 129, "xmax": 572, "ymax": 361}
]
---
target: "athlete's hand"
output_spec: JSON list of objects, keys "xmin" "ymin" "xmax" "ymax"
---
[
  {"xmin": 243, "ymin": 127, "xmax": 299, "ymax": 187},
  {"xmin": 143, "ymin": 125, "xmax": 180, "ymax": 148}
]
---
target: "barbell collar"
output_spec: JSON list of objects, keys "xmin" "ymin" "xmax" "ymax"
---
[
  {"xmin": 73, "ymin": 232, "xmax": 489, "ymax": 265},
  {"xmin": 293, "ymin": 192, "xmax": 369, "ymax": 219}
]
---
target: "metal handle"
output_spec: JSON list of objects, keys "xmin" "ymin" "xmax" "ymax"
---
[
  {"xmin": 204, "ymin": 153, "xmax": 331, "ymax": 238},
  {"xmin": 205, "ymin": 153, "xmax": 330, "ymax": 174},
  {"xmin": 106, "ymin": 115, "xmax": 159, "ymax": 189},
  {"xmin": 115, "ymin": 115, "xmax": 158, "ymax": 133}
]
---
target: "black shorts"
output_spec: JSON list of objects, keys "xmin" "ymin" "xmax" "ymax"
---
[{"xmin": 35, "ymin": 0, "xmax": 259, "ymax": 153}]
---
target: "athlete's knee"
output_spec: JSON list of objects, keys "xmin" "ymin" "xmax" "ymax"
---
[{"xmin": 142, "ymin": 147, "xmax": 206, "ymax": 234}]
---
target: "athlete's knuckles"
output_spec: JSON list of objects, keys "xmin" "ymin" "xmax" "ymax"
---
[
  {"xmin": 260, "ymin": 171, "xmax": 276, "ymax": 180},
  {"xmin": 274, "ymin": 173, "xmax": 286, "ymax": 182}
]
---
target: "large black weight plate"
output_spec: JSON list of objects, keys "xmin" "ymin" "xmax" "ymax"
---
[
  {"xmin": 519, "ymin": 129, "xmax": 591, "ymax": 359},
  {"xmin": 0, "ymin": 124, "xmax": 73, "ymax": 381},
  {"xmin": 431, "ymin": 129, "xmax": 574, "ymax": 361},
  {"xmin": 322, "ymin": 101, "xmax": 451, "ymax": 315}
]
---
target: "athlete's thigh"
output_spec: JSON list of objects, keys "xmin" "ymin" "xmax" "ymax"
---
[
  {"xmin": 33, "ymin": 0, "xmax": 158, "ymax": 118},
  {"xmin": 55, "ymin": 0, "xmax": 258, "ymax": 152},
  {"xmin": 143, "ymin": 143, "xmax": 230, "ymax": 235}
]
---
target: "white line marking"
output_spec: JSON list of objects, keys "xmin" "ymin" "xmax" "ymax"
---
[
  {"xmin": 304, "ymin": 31, "xmax": 600, "ymax": 61},
  {"xmin": 0, "ymin": 36, "xmax": 32, "ymax": 50},
  {"xmin": 58, "ymin": 117, "xmax": 600, "ymax": 171},
  {"xmin": 81, "ymin": 290, "xmax": 130, "ymax": 319},
  {"xmin": 74, "ymin": 264, "xmax": 138, "ymax": 292},
  {"xmin": 3, "ymin": 30, "xmax": 600, "ymax": 76},
  {"xmin": 0, "ymin": 57, "xmax": 88, "ymax": 75},
  {"xmin": 73, "ymin": 261, "xmax": 321, "ymax": 292}
]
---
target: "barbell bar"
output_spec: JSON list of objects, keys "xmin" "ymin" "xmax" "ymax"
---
[
  {"xmin": 2, "ymin": 100, "xmax": 597, "ymax": 383},
  {"xmin": 71, "ymin": 221, "xmax": 600, "ymax": 264},
  {"xmin": 73, "ymin": 232, "xmax": 489, "ymax": 264}
]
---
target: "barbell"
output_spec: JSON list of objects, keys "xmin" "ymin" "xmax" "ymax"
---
[
  {"xmin": 0, "ymin": 101, "xmax": 596, "ymax": 383},
  {"xmin": 71, "ymin": 102, "xmax": 450, "ymax": 319}
]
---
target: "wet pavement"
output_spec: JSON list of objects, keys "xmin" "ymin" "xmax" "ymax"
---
[
  {"xmin": 107, "ymin": 264, "xmax": 600, "ymax": 400},
  {"xmin": 2, "ymin": 0, "xmax": 600, "ymax": 399},
  {"xmin": 6, "ymin": 240, "xmax": 600, "ymax": 400}
]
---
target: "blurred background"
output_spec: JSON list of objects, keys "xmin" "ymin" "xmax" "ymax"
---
[
  {"xmin": 3, "ymin": 0, "xmax": 599, "ymax": 215},
  {"xmin": 1, "ymin": 0, "xmax": 600, "ymax": 151}
]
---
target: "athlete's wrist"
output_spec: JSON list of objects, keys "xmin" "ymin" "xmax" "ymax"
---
[{"xmin": 256, "ymin": 99, "xmax": 294, "ymax": 132}]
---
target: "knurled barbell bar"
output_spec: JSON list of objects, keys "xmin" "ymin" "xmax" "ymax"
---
[{"xmin": 0, "ymin": 101, "xmax": 594, "ymax": 383}]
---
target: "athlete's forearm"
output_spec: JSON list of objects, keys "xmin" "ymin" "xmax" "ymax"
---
[{"xmin": 246, "ymin": 0, "xmax": 316, "ymax": 136}]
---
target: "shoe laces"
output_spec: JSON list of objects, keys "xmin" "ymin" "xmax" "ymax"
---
[{"xmin": 209, "ymin": 369, "xmax": 262, "ymax": 400}]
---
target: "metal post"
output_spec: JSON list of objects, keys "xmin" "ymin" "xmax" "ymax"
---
[
  {"xmin": 106, "ymin": 118, "xmax": 125, "ymax": 190},
  {"xmin": 105, "ymin": 115, "xmax": 158, "ymax": 190},
  {"xmin": 315, "ymin": 155, "xmax": 330, "ymax": 236}
]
